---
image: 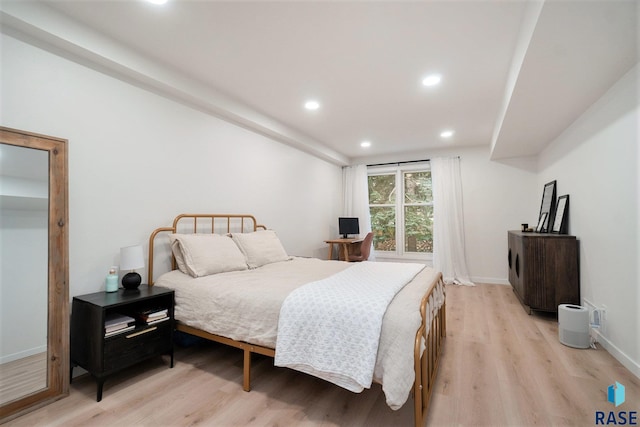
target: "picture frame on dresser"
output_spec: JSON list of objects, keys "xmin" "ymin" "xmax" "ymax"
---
[
  {"xmin": 536, "ymin": 212, "xmax": 547, "ymax": 233},
  {"xmin": 551, "ymin": 195, "xmax": 569, "ymax": 234},
  {"xmin": 538, "ymin": 180, "xmax": 557, "ymax": 233}
]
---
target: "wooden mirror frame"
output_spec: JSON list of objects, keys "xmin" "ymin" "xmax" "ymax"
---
[{"xmin": 0, "ymin": 127, "xmax": 69, "ymax": 421}]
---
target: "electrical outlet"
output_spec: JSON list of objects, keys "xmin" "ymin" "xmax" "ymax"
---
[
  {"xmin": 583, "ymin": 299, "xmax": 598, "ymax": 328},
  {"xmin": 583, "ymin": 299, "xmax": 606, "ymax": 332},
  {"xmin": 593, "ymin": 310, "xmax": 600, "ymax": 327},
  {"xmin": 599, "ymin": 305, "xmax": 607, "ymax": 332}
]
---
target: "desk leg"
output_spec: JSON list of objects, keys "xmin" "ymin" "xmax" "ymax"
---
[
  {"xmin": 340, "ymin": 243, "xmax": 349, "ymax": 261},
  {"xmin": 328, "ymin": 244, "xmax": 334, "ymax": 260}
]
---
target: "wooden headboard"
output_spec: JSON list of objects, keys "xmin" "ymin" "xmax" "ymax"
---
[{"xmin": 147, "ymin": 213, "xmax": 266, "ymax": 285}]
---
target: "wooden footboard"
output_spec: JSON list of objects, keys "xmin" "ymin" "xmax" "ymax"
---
[{"xmin": 413, "ymin": 275, "xmax": 446, "ymax": 427}]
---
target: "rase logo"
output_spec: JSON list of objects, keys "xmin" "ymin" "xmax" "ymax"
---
[
  {"xmin": 595, "ymin": 381, "xmax": 637, "ymax": 425},
  {"xmin": 609, "ymin": 382, "xmax": 626, "ymax": 407}
]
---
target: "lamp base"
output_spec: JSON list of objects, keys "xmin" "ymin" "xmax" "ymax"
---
[{"xmin": 122, "ymin": 272, "xmax": 141, "ymax": 290}]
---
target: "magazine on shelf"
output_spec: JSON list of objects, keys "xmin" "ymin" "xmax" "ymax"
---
[
  {"xmin": 105, "ymin": 313, "xmax": 135, "ymax": 328},
  {"xmin": 104, "ymin": 324, "xmax": 135, "ymax": 338},
  {"xmin": 105, "ymin": 322, "xmax": 135, "ymax": 333},
  {"xmin": 138, "ymin": 308, "xmax": 169, "ymax": 319},
  {"xmin": 137, "ymin": 308, "xmax": 168, "ymax": 322},
  {"xmin": 146, "ymin": 316, "xmax": 170, "ymax": 325}
]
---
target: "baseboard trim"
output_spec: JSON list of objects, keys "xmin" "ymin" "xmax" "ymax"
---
[
  {"xmin": 0, "ymin": 345, "xmax": 47, "ymax": 364},
  {"xmin": 471, "ymin": 276, "xmax": 510, "ymax": 285},
  {"xmin": 593, "ymin": 329, "xmax": 640, "ymax": 379}
]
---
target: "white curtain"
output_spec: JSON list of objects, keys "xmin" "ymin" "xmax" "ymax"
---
[
  {"xmin": 342, "ymin": 164, "xmax": 374, "ymax": 260},
  {"xmin": 431, "ymin": 157, "xmax": 474, "ymax": 286}
]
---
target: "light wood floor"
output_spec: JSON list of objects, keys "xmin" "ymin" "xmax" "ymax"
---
[
  {"xmin": 0, "ymin": 353, "xmax": 47, "ymax": 406},
  {"xmin": 4, "ymin": 284, "xmax": 639, "ymax": 426}
]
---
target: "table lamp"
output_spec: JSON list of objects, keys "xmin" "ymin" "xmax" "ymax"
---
[{"xmin": 120, "ymin": 245, "xmax": 145, "ymax": 290}]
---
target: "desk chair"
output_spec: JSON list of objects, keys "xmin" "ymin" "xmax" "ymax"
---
[{"xmin": 348, "ymin": 232, "xmax": 373, "ymax": 262}]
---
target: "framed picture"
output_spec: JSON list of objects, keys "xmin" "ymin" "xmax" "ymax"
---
[
  {"xmin": 551, "ymin": 195, "xmax": 569, "ymax": 234},
  {"xmin": 538, "ymin": 180, "xmax": 556, "ymax": 233},
  {"xmin": 536, "ymin": 212, "xmax": 547, "ymax": 233}
]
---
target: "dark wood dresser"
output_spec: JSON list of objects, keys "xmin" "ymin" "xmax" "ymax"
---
[{"xmin": 507, "ymin": 230, "xmax": 580, "ymax": 313}]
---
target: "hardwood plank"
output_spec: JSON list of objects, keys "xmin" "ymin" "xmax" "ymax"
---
[{"xmin": 5, "ymin": 284, "xmax": 638, "ymax": 426}]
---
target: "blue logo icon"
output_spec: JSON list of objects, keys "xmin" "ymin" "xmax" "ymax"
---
[{"xmin": 608, "ymin": 381, "xmax": 625, "ymax": 407}]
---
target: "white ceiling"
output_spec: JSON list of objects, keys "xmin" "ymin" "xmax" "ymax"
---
[{"xmin": 1, "ymin": 0, "xmax": 637, "ymax": 165}]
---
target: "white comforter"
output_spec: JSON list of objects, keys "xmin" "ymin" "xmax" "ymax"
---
[{"xmin": 155, "ymin": 257, "xmax": 442, "ymax": 410}]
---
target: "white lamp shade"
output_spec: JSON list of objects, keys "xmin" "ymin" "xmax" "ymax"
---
[{"xmin": 120, "ymin": 245, "xmax": 145, "ymax": 271}]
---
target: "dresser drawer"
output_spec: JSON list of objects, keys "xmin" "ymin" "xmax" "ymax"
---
[{"xmin": 104, "ymin": 321, "xmax": 172, "ymax": 372}]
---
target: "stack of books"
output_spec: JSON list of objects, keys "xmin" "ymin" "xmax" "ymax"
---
[
  {"xmin": 104, "ymin": 313, "xmax": 135, "ymax": 337},
  {"xmin": 137, "ymin": 308, "xmax": 169, "ymax": 325}
]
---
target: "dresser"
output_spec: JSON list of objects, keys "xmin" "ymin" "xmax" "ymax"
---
[{"xmin": 507, "ymin": 231, "xmax": 580, "ymax": 313}]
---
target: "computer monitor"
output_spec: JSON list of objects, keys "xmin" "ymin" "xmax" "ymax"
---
[{"xmin": 338, "ymin": 217, "xmax": 360, "ymax": 239}]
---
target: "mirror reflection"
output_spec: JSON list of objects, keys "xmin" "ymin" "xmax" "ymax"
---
[{"xmin": 0, "ymin": 143, "xmax": 49, "ymax": 405}]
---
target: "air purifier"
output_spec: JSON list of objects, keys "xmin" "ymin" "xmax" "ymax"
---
[{"xmin": 558, "ymin": 304, "xmax": 590, "ymax": 349}]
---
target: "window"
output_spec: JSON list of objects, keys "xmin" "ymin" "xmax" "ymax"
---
[{"xmin": 368, "ymin": 163, "xmax": 433, "ymax": 258}]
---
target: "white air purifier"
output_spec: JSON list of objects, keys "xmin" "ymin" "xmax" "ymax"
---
[{"xmin": 558, "ymin": 304, "xmax": 590, "ymax": 349}]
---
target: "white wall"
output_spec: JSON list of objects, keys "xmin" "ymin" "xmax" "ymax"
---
[
  {"xmin": 0, "ymin": 34, "xmax": 343, "ymax": 299},
  {"xmin": 538, "ymin": 65, "xmax": 639, "ymax": 377},
  {"xmin": 460, "ymin": 149, "xmax": 540, "ymax": 283}
]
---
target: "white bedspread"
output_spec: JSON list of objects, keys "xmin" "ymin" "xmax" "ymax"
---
[
  {"xmin": 274, "ymin": 262, "xmax": 424, "ymax": 393},
  {"xmin": 155, "ymin": 257, "xmax": 442, "ymax": 410}
]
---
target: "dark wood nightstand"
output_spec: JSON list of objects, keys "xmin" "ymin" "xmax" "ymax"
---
[{"xmin": 70, "ymin": 285, "xmax": 175, "ymax": 401}]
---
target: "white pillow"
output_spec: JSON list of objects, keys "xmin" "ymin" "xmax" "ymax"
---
[
  {"xmin": 168, "ymin": 233, "xmax": 248, "ymax": 277},
  {"xmin": 169, "ymin": 235, "xmax": 189, "ymax": 274},
  {"xmin": 231, "ymin": 230, "xmax": 291, "ymax": 269}
]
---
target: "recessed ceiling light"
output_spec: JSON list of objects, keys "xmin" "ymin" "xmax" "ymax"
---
[
  {"xmin": 304, "ymin": 100, "xmax": 320, "ymax": 110},
  {"xmin": 361, "ymin": 141, "xmax": 371, "ymax": 148},
  {"xmin": 147, "ymin": 0, "xmax": 168, "ymax": 4},
  {"xmin": 440, "ymin": 130, "xmax": 454, "ymax": 138},
  {"xmin": 422, "ymin": 74, "xmax": 442, "ymax": 87}
]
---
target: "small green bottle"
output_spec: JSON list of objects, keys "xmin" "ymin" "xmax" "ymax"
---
[{"xmin": 105, "ymin": 267, "xmax": 118, "ymax": 292}]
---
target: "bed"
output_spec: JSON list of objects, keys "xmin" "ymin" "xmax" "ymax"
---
[{"xmin": 148, "ymin": 214, "xmax": 445, "ymax": 427}]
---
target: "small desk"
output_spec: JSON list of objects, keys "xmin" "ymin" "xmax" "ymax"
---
[{"xmin": 324, "ymin": 238, "xmax": 363, "ymax": 261}]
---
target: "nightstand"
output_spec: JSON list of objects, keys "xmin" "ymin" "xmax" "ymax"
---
[{"xmin": 70, "ymin": 285, "xmax": 175, "ymax": 401}]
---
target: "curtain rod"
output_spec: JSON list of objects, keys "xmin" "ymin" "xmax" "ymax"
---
[
  {"xmin": 367, "ymin": 159, "xmax": 430, "ymax": 167},
  {"xmin": 366, "ymin": 156, "xmax": 459, "ymax": 167}
]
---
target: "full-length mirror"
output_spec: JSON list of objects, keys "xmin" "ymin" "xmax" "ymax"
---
[{"xmin": 0, "ymin": 127, "xmax": 69, "ymax": 421}]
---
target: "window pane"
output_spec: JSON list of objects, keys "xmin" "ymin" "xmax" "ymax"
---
[
  {"xmin": 404, "ymin": 205, "xmax": 433, "ymax": 253},
  {"xmin": 368, "ymin": 174, "xmax": 396, "ymax": 204},
  {"xmin": 370, "ymin": 206, "xmax": 395, "ymax": 251},
  {"xmin": 404, "ymin": 171, "xmax": 432, "ymax": 203}
]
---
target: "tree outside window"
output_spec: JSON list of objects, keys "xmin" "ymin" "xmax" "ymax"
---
[{"xmin": 368, "ymin": 166, "xmax": 433, "ymax": 256}]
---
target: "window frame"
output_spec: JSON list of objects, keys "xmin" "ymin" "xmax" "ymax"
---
[{"xmin": 368, "ymin": 162, "xmax": 433, "ymax": 261}]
